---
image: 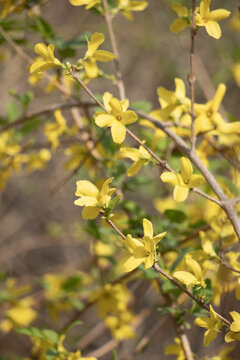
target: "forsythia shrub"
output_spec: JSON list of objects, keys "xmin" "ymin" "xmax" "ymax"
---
[{"xmin": 0, "ymin": 0, "xmax": 240, "ymax": 359}]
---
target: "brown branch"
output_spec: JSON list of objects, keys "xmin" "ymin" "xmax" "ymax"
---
[
  {"xmin": 1, "ymin": 102, "xmax": 96, "ymax": 132},
  {"xmin": 134, "ymin": 109, "xmax": 240, "ymax": 241},
  {"xmin": 102, "ymin": 0, "xmax": 125, "ymax": 100}
]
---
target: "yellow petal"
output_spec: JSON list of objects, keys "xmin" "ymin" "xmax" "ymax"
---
[
  {"xmin": 82, "ymin": 206, "xmax": 100, "ymax": 220},
  {"xmin": 143, "ymin": 218, "xmax": 153, "ymax": 238},
  {"xmin": 88, "ymin": 32, "xmax": 104, "ymax": 54},
  {"xmin": 175, "ymin": 78, "xmax": 186, "ymax": 99},
  {"xmin": 83, "ymin": 58, "xmax": 99, "ymax": 78},
  {"xmin": 144, "ymin": 253, "xmax": 154, "ymax": 269},
  {"xmin": 188, "ymin": 174, "xmax": 204, "ymax": 188},
  {"xmin": 170, "ymin": 18, "xmax": 188, "ymax": 33},
  {"xmin": 208, "ymin": 9, "xmax": 231, "ymax": 22},
  {"xmin": 120, "ymin": 147, "xmax": 140, "ymax": 161},
  {"xmin": 205, "ymin": 21, "xmax": 221, "ymax": 39},
  {"xmin": 170, "ymin": 3, "xmax": 188, "ymax": 17},
  {"xmin": 75, "ymin": 180, "xmax": 98, "ymax": 197},
  {"xmin": 74, "ymin": 196, "xmax": 98, "ymax": 207},
  {"xmin": 173, "ymin": 185, "xmax": 189, "ymax": 202},
  {"xmin": 230, "ymin": 311, "xmax": 240, "ymax": 332},
  {"xmin": 94, "ymin": 50, "xmax": 115, "ymax": 62},
  {"xmin": 125, "ymin": 235, "xmax": 143, "ymax": 252},
  {"xmin": 122, "ymin": 110, "xmax": 138, "ymax": 125},
  {"xmin": 160, "ymin": 172, "xmax": 178, "ymax": 186},
  {"xmin": 200, "ymin": 0, "xmax": 210, "ymax": 19},
  {"xmin": 127, "ymin": 160, "xmax": 144, "ymax": 176},
  {"xmin": 203, "ymin": 328, "xmax": 218, "ymax": 347},
  {"xmin": 127, "ymin": 1, "xmax": 148, "ymax": 11},
  {"xmin": 111, "ymin": 121, "xmax": 126, "ymax": 144},
  {"xmin": 34, "ymin": 42, "xmax": 49, "ymax": 58},
  {"xmin": 173, "ymin": 270, "xmax": 199, "ymax": 286},
  {"xmin": 211, "ymin": 84, "xmax": 226, "ymax": 112},
  {"xmin": 122, "ymin": 255, "xmax": 144, "ymax": 272},
  {"xmin": 95, "ymin": 114, "xmax": 115, "ymax": 127},
  {"xmin": 180, "ymin": 157, "xmax": 193, "ymax": 182}
]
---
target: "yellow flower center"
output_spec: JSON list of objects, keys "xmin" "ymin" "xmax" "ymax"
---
[{"xmin": 116, "ymin": 114, "xmax": 122, "ymax": 121}]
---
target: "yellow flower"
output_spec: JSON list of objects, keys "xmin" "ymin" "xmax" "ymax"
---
[
  {"xmin": 0, "ymin": 297, "xmax": 37, "ymax": 333},
  {"xmin": 120, "ymin": 145, "xmax": 151, "ymax": 176},
  {"xmin": 81, "ymin": 33, "xmax": 115, "ymax": 79},
  {"xmin": 30, "ymin": 43, "xmax": 62, "ymax": 75},
  {"xmin": 122, "ymin": 218, "xmax": 166, "ymax": 272},
  {"xmin": 173, "ymin": 256, "xmax": 206, "ymax": 289},
  {"xmin": 68, "ymin": 350, "xmax": 97, "ymax": 360},
  {"xmin": 69, "ymin": 0, "xmax": 100, "ymax": 10},
  {"xmin": 94, "ymin": 92, "xmax": 138, "ymax": 144},
  {"xmin": 194, "ymin": 305, "xmax": 222, "ymax": 347},
  {"xmin": 74, "ymin": 177, "xmax": 115, "ymax": 220},
  {"xmin": 44, "ymin": 110, "xmax": 67, "ymax": 150},
  {"xmin": 90, "ymin": 283, "xmax": 132, "ymax": 317},
  {"xmin": 194, "ymin": 83, "xmax": 226, "ymax": 135},
  {"xmin": 160, "ymin": 157, "xmax": 204, "ymax": 202},
  {"xmin": 156, "ymin": 78, "xmax": 190, "ymax": 123},
  {"xmin": 225, "ymin": 311, "xmax": 240, "ymax": 342},
  {"xmin": 117, "ymin": 0, "xmax": 148, "ymax": 21},
  {"xmin": 26, "ymin": 149, "xmax": 51, "ymax": 173},
  {"xmin": 105, "ymin": 310, "xmax": 136, "ymax": 340},
  {"xmin": 164, "ymin": 337, "xmax": 185, "ymax": 360},
  {"xmin": 170, "ymin": 3, "xmax": 191, "ymax": 33},
  {"xmin": 195, "ymin": 0, "xmax": 230, "ymax": 39}
]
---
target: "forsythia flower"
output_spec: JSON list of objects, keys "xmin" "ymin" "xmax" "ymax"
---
[
  {"xmin": 164, "ymin": 338, "xmax": 185, "ymax": 360},
  {"xmin": 44, "ymin": 110, "xmax": 67, "ymax": 150},
  {"xmin": 170, "ymin": 3, "xmax": 191, "ymax": 33},
  {"xmin": 74, "ymin": 177, "xmax": 115, "ymax": 220},
  {"xmin": 122, "ymin": 218, "xmax": 166, "ymax": 272},
  {"xmin": 225, "ymin": 311, "xmax": 240, "ymax": 342},
  {"xmin": 69, "ymin": 0, "xmax": 100, "ymax": 10},
  {"xmin": 26, "ymin": 149, "xmax": 51, "ymax": 172},
  {"xmin": 81, "ymin": 33, "xmax": 115, "ymax": 79},
  {"xmin": 104, "ymin": 310, "xmax": 136, "ymax": 340},
  {"xmin": 117, "ymin": 0, "xmax": 148, "ymax": 21},
  {"xmin": 160, "ymin": 157, "xmax": 204, "ymax": 202},
  {"xmin": 194, "ymin": 305, "xmax": 222, "ymax": 347},
  {"xmin": 94, "ymin": 92, "xmax": 138, "ymax": 144},
  {"xmin": 30, "ymin": 43, "xmax": 62, "ymax": 75},
  {"xmin": 195, "ymin": 0, "xmax": 231, "ymax": 39},
  {"xmin": 173, "ymin": 256, "xmax": 206, "ymax": 289},
  {"xmin": 120, "ymin": 145, "xmax": 151, "ymax": 176},
  {"xmin": 194, "ymin": 83, "xmax": 226, "ymax": 135}
]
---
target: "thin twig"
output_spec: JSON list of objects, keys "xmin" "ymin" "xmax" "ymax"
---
[
  {"xmin": 102, "ymin": 0, "xmax": 125, "ymax": 100},
  {"xmin": 1, "ymin": 102, "xmax": 96, "ymax": 132}
]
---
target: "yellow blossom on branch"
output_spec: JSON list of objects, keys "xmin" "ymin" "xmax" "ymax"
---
[
  {"xmin": 44, "ymin": 110, "xmax": 67, "ymax": 150},
  {"xmin": 120, "ymin": 145, "xmax": 151, "ymax": 176},
  {"xmin": 116, "ymin": 0, "xmax": 148, "ymax": 21},
  {"xmin": 170, "ymin": 3, "xmax": 191, "ymax": 34},
  {"xmin": 160, "ymin": 157, "xmax": 205, "ymax": 202},
  {"xmin": 69, "ymin": 0, "xmax": 100, "ymax": 10},
  {"xmin": 30, "ymin": 43, "xmax": 62, "ymax": 75},
  {"xmin": 122, "ymin": 218, "xmax": 166, "ymax": 272},
  {"xmin": 81, "ymin": 33, "xmax": 115, "ymax": 79},
  {"xmin": 104, "ymin": 310, "xmax": 136, "ymax": 340},
  {"xmin": 173, "ymin": 256, "xmax": 206, "ymax": 289},
  {"xmin": 74, "ymin": 177, "xmax": 115, "ymax": 220},
  {"xmin": 225, "ymin": 311, "xmax": 240, "ymax": 342},
  {"xmin": 194, "ymin": 305, "xmax": 222, "ymax": 347},
  {"xmin": 195, "ymin": 0, "xmax": 230, "ymax": 39},
  {"xmin": 164, "ymin": 337, "xmax": 185, "ymax": 360},
  {"xmin": 94, "ymin": 92, "xmax": 138, "ymax": 144}
]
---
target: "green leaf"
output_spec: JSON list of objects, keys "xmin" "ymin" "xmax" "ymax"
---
[
  {"xmin": 35, "ymin": 16, "xmax": 55, "ymax": 39},
  {"xmin": 42, "ymin": 329, "xmax": 59, "ymax": 344},
  {"xmin": 16, "ymin": 326, "xmax": 59, "ymax": 345},
  {"xmin": 21, "ymin": 117, "xmax": 42, "ymax": 134},
  {"xmin": 7, "ymin": 101, "xmax": 19, "ymax": 122},
  {"xmin": 164, "ymin": 209, "xmax": 187, "ymax": 223},
  {"xmin": 21, "ymin": 91, "xmax": 34, "ymax": 111},
  {"xmin": 139, "ymin": 265, "xmax": 159, "ymax": 279},
  {"xmin": 131, "ymin": 100, "xmax": 153, "ymax": 112},
  {"xmin": 60, "ymin": 320, "xmax": 83, "ymax": 335},
  {"xmin": 46, "ymin": 349, "xmax": 60, "ymax": 360},
  {"xmin": 112, "ymin": 350, "xmax": 118, "ymax": 360}
]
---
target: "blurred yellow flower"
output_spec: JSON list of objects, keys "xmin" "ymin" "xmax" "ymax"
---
[
  {"xmin": 117, "ymin": 0, "xmax": 148, "ymax": 21},
  {"xmin": 120, "ymin": 145, "xmax": 151, "ymax": 176},
  {"xmin": 69, "ymin": 0, "xmax": 100, "ymax": 10},
  {"xmin": 44, "ymin": 110, "xmax": 67, "ymax": 150}
]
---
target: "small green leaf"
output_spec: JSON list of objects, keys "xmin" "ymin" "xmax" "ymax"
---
[
  {"xmin": 35, "ymin": 16, "xmax": 55, "ymax": 39},
  {"xmin": 164, "ymin": 209, "xmax": 187, "ymax": 223},
  {"xmin": 132, "ymin": 100, "xmax": 153, "ymax": 112},
  {"xmin": 112, "ymin": 350, "xmax": 118, "ymax": 360},
  {"xmin": 46, "ymin": 349, "xmax": 60, "ymax": 360},
  {"xmin": 7, "ymin": 101, "xmax": 19, "ymax": 122}
]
